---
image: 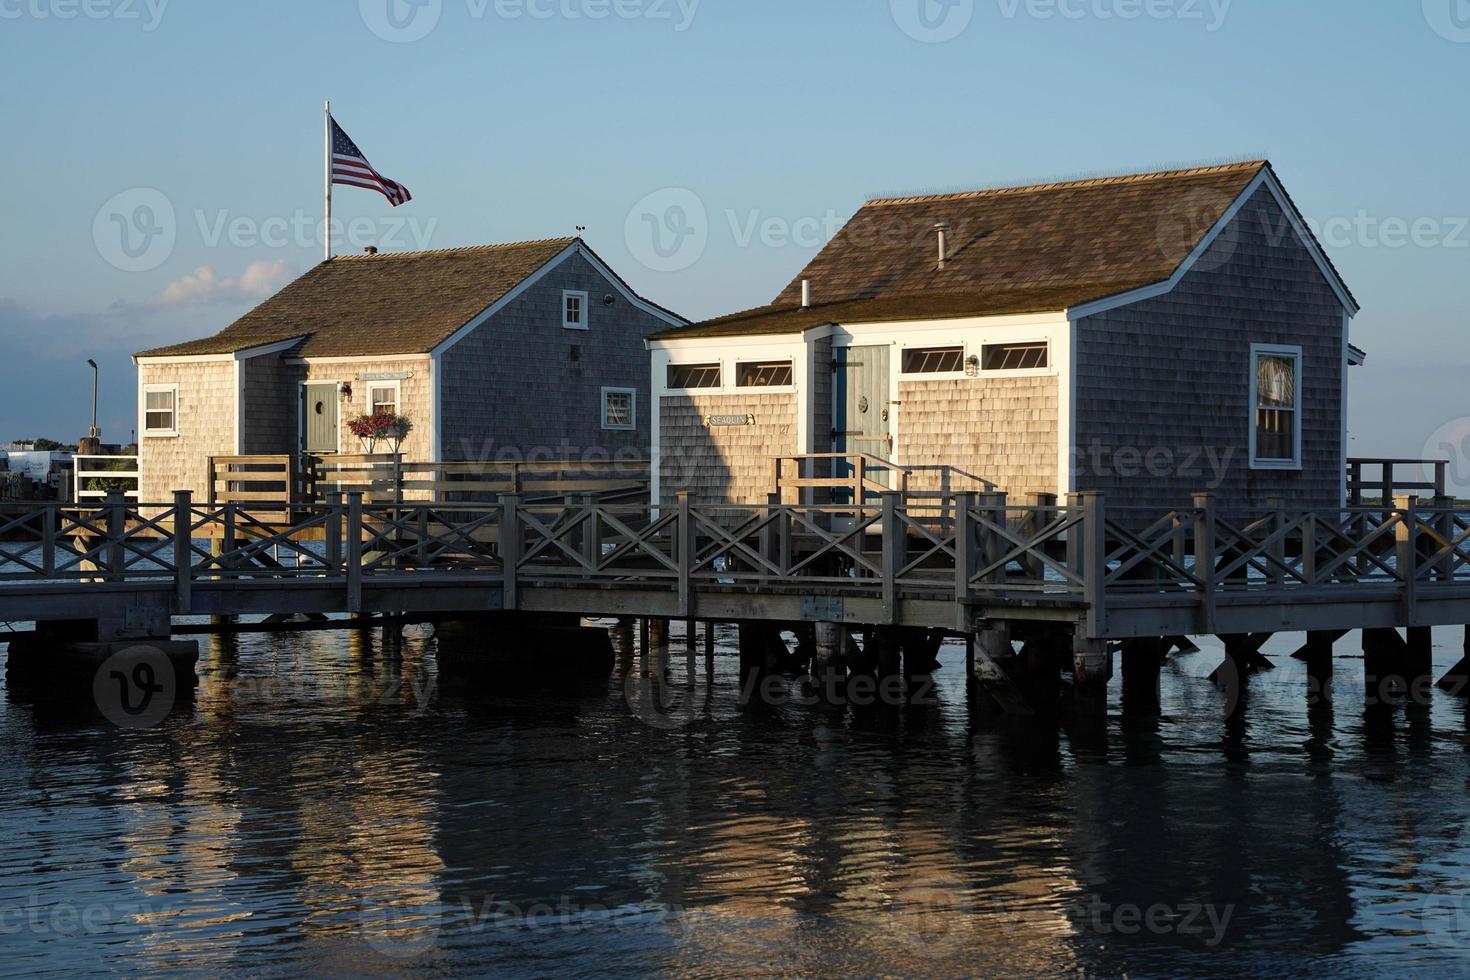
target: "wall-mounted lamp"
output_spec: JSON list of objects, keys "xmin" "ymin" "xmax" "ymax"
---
[{"xmin": 965, "ymin": 355, "xmax": 981, "ymax": 378}]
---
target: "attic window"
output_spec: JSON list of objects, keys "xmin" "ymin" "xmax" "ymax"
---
[
  {"xmin": 737, "ymin": 361, "xmax": 794, "ymax": 387},
  {"xmin": 982, "ymin": 342, "xmax": 1049, "ymax": 371},
  {"xmin": 902, "ymin": 347, "xmax": 965, "ymax": 375},
  {"xmin": 563, "ymin": 290, "xmax": 589, "ymax": 331},
  {"xmin": 668, "ymin": 363, "xmax": 722, "ymax": 390}
]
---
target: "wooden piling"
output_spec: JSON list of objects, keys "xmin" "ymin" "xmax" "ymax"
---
[
  {"xmin": 1436, "ymin": 624, "xmax": 1470, "ymax": 695},
  {"xmin": 1120, "ymin": 637, "xmax": 1164, "ymax": 716}
]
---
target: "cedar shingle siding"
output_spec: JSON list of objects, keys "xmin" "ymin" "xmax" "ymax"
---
[
  {"xmin": 659, "ymin": 393, "xmax": 798, "ymax": 506},
  {"xmin": 899, "ymin": 376, "xmax": 1058, "ymax": 500},
  {"xmin": 138, "ymin": 361, "xmax": 236, "ymax": 502},
  {"xmin": 439, "ymin": 253, "xmax": 655, "ymax": 461},
  {"xmin": 1073, "ymin": 185, "xmax": 1345, "ymax": 510}
]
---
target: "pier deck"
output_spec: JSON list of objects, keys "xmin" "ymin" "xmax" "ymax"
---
[{"xmin": 2, "ymin": 491, "xmax": 1468, "ymax": 644}]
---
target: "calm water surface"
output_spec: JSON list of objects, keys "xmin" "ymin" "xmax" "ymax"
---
[{"xmin": 3, "ymin": 622, "xmax": 1470, "ymax": 977}]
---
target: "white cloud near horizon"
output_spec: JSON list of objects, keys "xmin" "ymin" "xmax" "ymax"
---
[{"xmin": 158, "ymin": 259, "xmax": 294, "ymax": 307}]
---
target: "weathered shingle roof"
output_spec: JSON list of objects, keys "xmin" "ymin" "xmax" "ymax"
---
[
  {"xmin": 654, "ymin": 160, "xmax": 1352, "ymax": 340},
  {"xmin": 136, "ymin": 238, "xmax": 578, "ymax": 358}
]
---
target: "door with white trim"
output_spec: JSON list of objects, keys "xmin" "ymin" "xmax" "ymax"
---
[
  {"xmin": 833, "ymin": 345, "xmax": 893, "ymax": 490},
  {"xmin": 302, "ymin": 383, "xmax": 339, "ymax": 455}
]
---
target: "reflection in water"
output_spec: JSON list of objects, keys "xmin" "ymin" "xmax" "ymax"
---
[{"xmin": 3, "ymin": 626, "xmax": 1470, "ymax": 974}]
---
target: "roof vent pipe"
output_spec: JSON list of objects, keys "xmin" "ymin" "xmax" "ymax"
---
[
  {"xmin": 935, "ymin": 222, "xmax": 950, "ymax": 270},
  {"xmin": 801, "ymin": 279, "xmax": 811, "ymax": 309},
  {"xmin": 364, "ymin": 246, "xmax": 379, "ymax": 256}
]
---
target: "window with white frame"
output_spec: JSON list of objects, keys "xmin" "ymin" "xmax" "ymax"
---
[
  {"xmin": 368, "ymin": 381, "xmax": 400, "ymax": 416},
  {"xmin": 737, "ymin": 360, "xmax": 794, "ymax": 387},
  {"xmin": 602, "ymin": 387, "xmax": 636, "ymax": 430},
  {"xmin": 901, "ymin": 347, "xmax": 965, "ymax": 374},
  {"xmin": 1250, "ymin": 344, "xmax": 1302, "ymax": 468},
  {"xmin": 563, "ymin": 290, "xmax": 589, "ymax": 330},
  {"xmin": 144, "ymin": 385, "xmax": 178, "ymax": 436},
  {"xmin": 667, "ymin": 363, "xmax": 722, "ymax": 389},
  {"xmin": 982, "ymin": 341, "xmax": 1049, "ymax": 371}
]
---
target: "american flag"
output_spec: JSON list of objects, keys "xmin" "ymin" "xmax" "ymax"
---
[{"xmin": 331, "ymin": 116, "xmax": 412, "ymax": 207}]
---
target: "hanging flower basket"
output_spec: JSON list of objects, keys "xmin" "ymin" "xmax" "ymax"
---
[{"xmin": 346, "ymin": 412, "xmax": 411, "ymax": 455}]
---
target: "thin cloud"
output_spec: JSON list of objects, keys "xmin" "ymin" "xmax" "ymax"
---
[{"xmin": 158, "ymin": 259, "xmax": 294, "ymax": 306}]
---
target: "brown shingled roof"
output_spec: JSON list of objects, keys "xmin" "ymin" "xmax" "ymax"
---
[
  {"xmin": 654, "ymin": 160, "xmax": 1355, "ymax": 340},
  {"xmin": 136, "ymin": 238, "xmax": 578, "ymax": 358}
]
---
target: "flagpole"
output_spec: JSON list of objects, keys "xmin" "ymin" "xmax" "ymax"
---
[{"xmin": 324, "ymin": 99, "xmax": 332, "ymax": 262}]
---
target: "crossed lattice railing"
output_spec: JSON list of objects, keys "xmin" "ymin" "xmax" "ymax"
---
[{"xmin": 4, "ymin": 489, "xmax": 1470, "ymax": 632}]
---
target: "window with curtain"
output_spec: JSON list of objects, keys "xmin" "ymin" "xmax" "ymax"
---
[{"xmin": 1252, "ymin": 346, "xmax": 1301, "ymax": 467}]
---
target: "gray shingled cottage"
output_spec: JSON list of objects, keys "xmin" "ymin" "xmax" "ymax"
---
[
  {"xmin": 134, "ymin": 238, "xmax": 684, "ymax": 502},
  {"xmin": 648, "ymin": 161, "xmax": 1365, "ymax": 511}
]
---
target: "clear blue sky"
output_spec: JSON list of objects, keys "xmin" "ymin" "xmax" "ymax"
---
[{"xmin": 2, "ymin": 0, "xmax": 1467, "ymax": 480}]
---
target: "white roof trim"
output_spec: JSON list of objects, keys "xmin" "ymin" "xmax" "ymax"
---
[
  {"xmin": 429, "ymin": 240, "xmax": 684, "ymax": 358},
  {"xmin": 573, "ymin": 242, "xmax": 687, "ymax": 328},
  {"xmin": 1066, "ymin": 168, "xmax": 1360, "ymax": 321},
  {"xmin": 429, "ymin": 240, "xmax": 582, "ymax": 357},
  {"xmin": 1348, "ymin": 344, "xmax": 1367, "ymax": 366},
  {"xmin": 133, "ymin": 336, "xmax": 307, "ymax": 365}
]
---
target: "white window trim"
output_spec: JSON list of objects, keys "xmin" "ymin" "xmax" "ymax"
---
[
  {"xmin": 366, "ymin": 379, "xmax": 402, "ymax": 416},
  {"xmin": 666, "ymin": 361, "xmax": 724, "ymax": 392},
  {"xmin": 563, "ymin": 290, "xmax": 590, "ymax": 331},
  {"xmin": 734, "ymin": 359, "xmax": 798, "ymax": 392},
  {"xmin": 601, "ymin": 386, "xmax": 637, "ymax": 431},
  {"xmin": 979, "ymin": 340, "xmax": 1053, "ymax": 376},
  {"xmin": 898, "ymin": 343, "xmax": 969, "ymax": 380},
  {"xmin": 1249, "ymin": 343, "xmax": 1303, "ymax": 471},
  {"xmin": 143, "ymin": 383, "xmax": 179, "ymax": 438}
]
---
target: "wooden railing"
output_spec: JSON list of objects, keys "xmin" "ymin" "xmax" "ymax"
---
[
  {"xmin": 772, "ymin": 453, "xmax": 994, "ymax": 505},
  {"xmin": 74, "ymin": 455, "xmax": 139, "ymax": 501},
  {"xmin": 206, "ymin": 454, "xmax": 650, "ymax": 507},
  {"xmin": 1348, "ymin": 458, "xmax": 1448, "ymax": 506},
  {"xmin": 313, "ymin": 455, "xmax": 649, "ymax": 505},
  {"xmin": 5, "ymin": 490, "xmax": 1470, "ymax": 636}
]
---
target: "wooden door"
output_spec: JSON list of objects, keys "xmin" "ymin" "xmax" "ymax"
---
[
  {"xmin": 302, "ymin": 383, "xmax": 339, "ymax": 455},
  {"xmin": 833, "ymin": 345, "xmax": 892, "ymax": 491}
]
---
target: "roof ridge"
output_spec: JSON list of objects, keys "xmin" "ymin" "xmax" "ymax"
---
[
  {"xmin": 865, "ymin": 160, "xmax": 1268, "ymax": 207},
  {"xmin": 330, "ymin": 237, "xmax": 578, "ymax": 260}
]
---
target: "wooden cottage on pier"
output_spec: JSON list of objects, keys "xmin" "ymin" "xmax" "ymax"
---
[
  {"xmin": 133, "ymin": 238, "xmax": 684, "ymax": 502},
  {"xmin": 648, "ymin": 161, "xmax": 1365, "ymax": 511}
]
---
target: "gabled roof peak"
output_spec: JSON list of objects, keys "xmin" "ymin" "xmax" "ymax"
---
[
  {"xmin": 866, "ymin": 160, "xmax": 1269, "ymax": 208},
  {"xmin": 328, "ymin": 237, "xmax": 578, "ymax": 262}
]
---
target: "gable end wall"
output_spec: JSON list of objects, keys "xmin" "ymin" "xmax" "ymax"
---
[{"xmin": 1073, "ymin": 184, "xmax": 1346, "ymax": 511}]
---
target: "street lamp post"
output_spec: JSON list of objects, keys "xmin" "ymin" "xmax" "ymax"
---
[{"xmin": 86, "ymin": 359, "xmax": 100, "ymax": 441}]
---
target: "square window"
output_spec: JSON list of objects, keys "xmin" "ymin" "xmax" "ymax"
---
[
  {"xmin": 1250, "ymin": 345, "xmax": 1302, "ymax": 469},
  {"xmin": 602, "ymin": 387, "xmax": 636, "ymax": 430},
  {"xmin": 368, "ymin": 382, "xmax": 399, "ymax": 417},
  {"xmin": 563, "ymin": 290, "xmax": 589, "ymax": 330},
  {"xmin": 144, "ymin": 385, "xmax": 178, "ymax": 436}
]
